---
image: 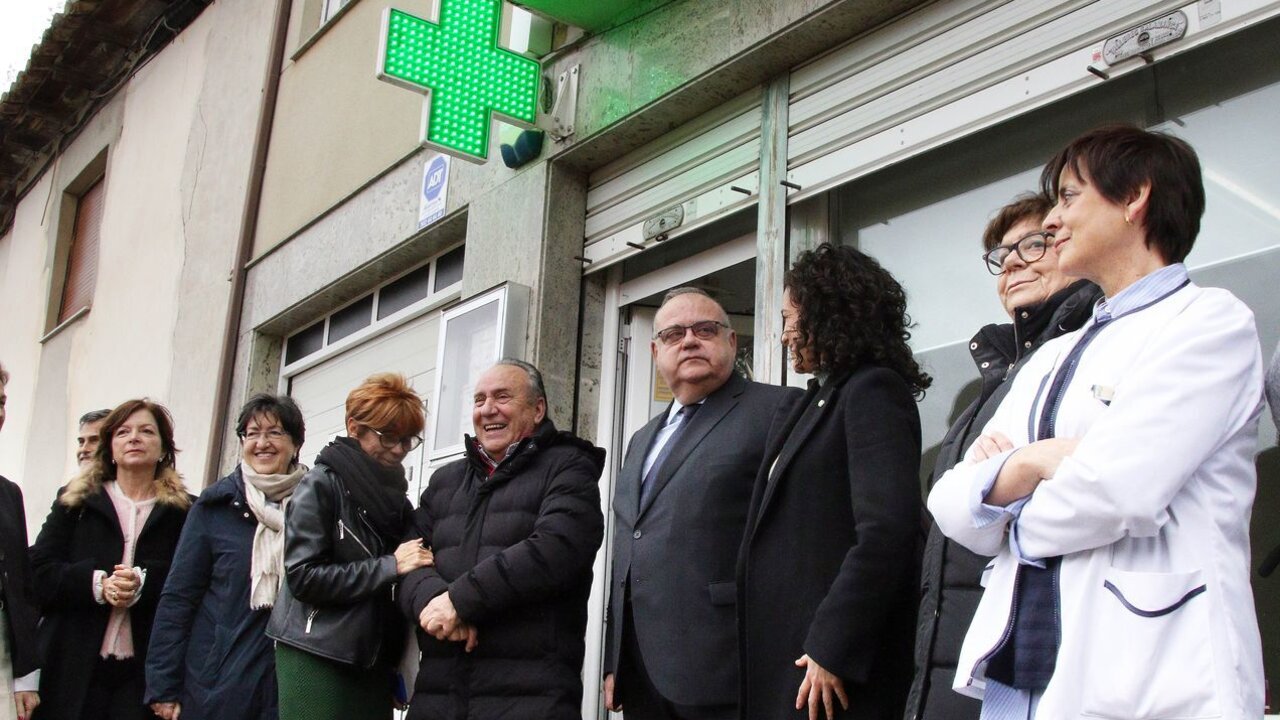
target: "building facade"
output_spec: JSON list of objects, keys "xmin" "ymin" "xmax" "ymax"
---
[
  {"xmin": 0, "ymin": 0, "xmax": 281, "ymax": 535},
  {"xmin": 229, "ymin": 0, "xmax": 1280, "ymax": 716},
  {"xmin": 2, "ymin": 0, "xmax": 1278, "ymax": 716}
]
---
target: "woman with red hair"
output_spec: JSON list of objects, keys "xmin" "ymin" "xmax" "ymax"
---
[{"xmin": 267, "ymin": 373, "xmax": 434, "ymax": 720}]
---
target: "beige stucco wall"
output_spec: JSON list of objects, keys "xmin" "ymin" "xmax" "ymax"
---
[
  {"xmin": 0, "ymin": 0, "xmax": 278, "ymax": 538},
  {"xmin": 253, "ymin": 0, "xmax": 432, "ymax": 257}
]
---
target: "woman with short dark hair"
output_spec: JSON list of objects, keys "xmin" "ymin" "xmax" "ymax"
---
[
  {"xmin": 31, "ymin": 399, "xmax": 193, "ymax": 720},
  {"xmin": 738, "ymin": 243, "xmax": 928, "ymax": 720},
  {"xmin": 930, "ymin": 125, "xmax": 1265, "ymax": 718},
  {"xmin": 145, "ymin": 394, "xmax": 308, "ymax": 720},
  {"xmin": 267, "ymin": 373, "xmax": 434, "ymax": 720}
]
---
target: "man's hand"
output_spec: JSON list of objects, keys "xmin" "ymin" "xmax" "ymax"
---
[
  {"xmin": 984, "ymin": 437, "xmax": 1080, "ymax": 506},
  {"xmin": 15, "ymin": 691, "xmax": 39, "ymax": 720},
  {"xmin": 603, "ymin": 673, "xmax": 622, "ymax": 712},
  {"xmin": 794, "ymin": 654, "xmax": 849, "ymax": 720},
  {"xmin": 449, "ymin": 623, "xmax": 479, "ymax": 653},
  {"xmin": 150, "ymin": 701, "xmax": 181, "ymax": 719},
  {"xmin": 394, "ymin": 540, "xmax": 434, "ymax": 575},
  {"xmin": 419, "ymin": 591, "xmax": 462, "ymax": 640}
]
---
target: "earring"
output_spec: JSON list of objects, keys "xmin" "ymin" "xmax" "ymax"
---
[{"xmin": 1124, "ymin": 214, "xmax": 1132, "ymax": 225}]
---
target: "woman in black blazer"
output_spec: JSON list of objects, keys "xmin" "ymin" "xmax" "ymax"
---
[
  {"xmin": 738, "ymin": 243, "xmax": 929, "ymax": 720},
  {"xmin": 30, "ymin": 399, "xmax": 193, "ymax": 720}
]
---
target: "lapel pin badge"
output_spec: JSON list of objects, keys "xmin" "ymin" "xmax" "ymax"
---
[{"xmin": 1091, "ymin": 384, "xmax": 1115, "ymax": 405}]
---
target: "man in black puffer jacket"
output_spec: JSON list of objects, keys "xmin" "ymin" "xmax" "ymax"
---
[
  {"xmin": 400, "ymin": 359, "xmax": 605, "ymax": 720},
  {"xmin": 907, "ymin": 195, "xmax": 1102, "ymax": 720}
]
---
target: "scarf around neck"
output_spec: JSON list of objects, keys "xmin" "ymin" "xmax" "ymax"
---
[
  {"xmin": 316, "ymin": 436, "xmax": 409, "ymax": 545},
  {"xmin": 242, "ymin": 464, "xmax": 307, "ymax": 610}
]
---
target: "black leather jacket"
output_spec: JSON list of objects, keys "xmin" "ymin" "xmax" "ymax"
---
[{"xmin": 266, "ymin": 463, "xmax": 413, "ymax": 669}]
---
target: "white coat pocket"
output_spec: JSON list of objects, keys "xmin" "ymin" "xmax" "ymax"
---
[{"xmin": 1081, "ymin": 567, "xmax": 1219, "ymax": 719}]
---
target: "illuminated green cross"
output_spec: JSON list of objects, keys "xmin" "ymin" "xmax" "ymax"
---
[{"xmin": 377, "ymin": 2, "xmax": 540, "ymax": 163}]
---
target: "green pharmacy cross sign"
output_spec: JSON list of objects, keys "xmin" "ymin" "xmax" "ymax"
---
[{"xmin": 377, "ymin": 1, "xmax": 540, "ymax": 163}]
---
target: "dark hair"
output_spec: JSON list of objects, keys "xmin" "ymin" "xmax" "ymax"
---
[
  {"xmin": 346, "ymin": 373, "xmax": 426, "ymax": 438},
  {"xmin": 236, "ymin": 394, "xmax": 306, "ymax": 450},
  {"xmin": 495, "ymin": 359, "xmax": 547, "ymax": 403},
  {"xmin": 658, "ymin": 286, "xmax": 730, "ymax": 325},
  {"xmin": 0, "ymin": 361, "xmax": 8, "ymax": 385},
  {"xmin": 1040, "ymin": 124, "xmax": 1203, "ymax": 264},
  {"xmin": 94, "ymin": 398, "xmax": 180, "ymax": 479},
  {"xmin": 79, "ymin": 409, "xmax": 111, "ymax": 426},
  {"xmin": 784, "ymin": 243, "xmax": 932, "ymax": 398},
  {"xmin": 983, "ymin": 193, "xmax": 1054, "ymax": 252}
]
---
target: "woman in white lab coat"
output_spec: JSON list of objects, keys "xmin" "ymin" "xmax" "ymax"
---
[{"xmin": 928, "ymin": 125, "xmax": 1265, "ymax": 720}]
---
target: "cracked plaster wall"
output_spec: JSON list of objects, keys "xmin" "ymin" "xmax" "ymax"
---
[{"xmin": 0, "ymin": 0, "xmax": 279, "ymax": 535}]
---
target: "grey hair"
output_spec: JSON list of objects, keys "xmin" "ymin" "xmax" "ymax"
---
[
  {"xmin": 658, "ymin": 287, "xmax": 731, "ymax": 325},
  {"xmin": 496, "ymin": 358, "xmax": 547, "ymax": 403},
  {"xmin": 79, "ymin": 409, "xmax": 112, "ymax": 426}
]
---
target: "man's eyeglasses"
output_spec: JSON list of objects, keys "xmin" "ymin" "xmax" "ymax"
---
[
  {"xmin": 241, "ymin": 429, "xmax": 290, "ymax": 443},
  {"xmin": 983, "ymin": 231, "xmax": 1053, "ymax": 275},
  {"xmin": 654, "ymin": 320, "xmax": 730, "ymax": 346},
  {"xmin": 367, "ymin": 426, "xmax": 424, "ymax": 451}
]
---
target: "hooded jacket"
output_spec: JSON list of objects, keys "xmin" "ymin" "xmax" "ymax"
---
[
  {"xmin": 908, "ymin": 280, "xmax": 1100, "ymax": 720},
  {"xmin": 399, "ymin": 419, "xmax": 605, "ymax": 720}
]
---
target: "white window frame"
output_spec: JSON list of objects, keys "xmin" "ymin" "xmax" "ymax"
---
[
  {"xmin": 427, "ymin": 282, "xmax": 530, "ymax": 462},
  {"xmin": 279, "ymin": 245, "xmax": 464, "ymax": 385}
]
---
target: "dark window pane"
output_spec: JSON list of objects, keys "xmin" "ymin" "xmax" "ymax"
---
[
  {"xmin": 328, "ymin": 294, "xmax": 373, "ymax": 344},
  {"xmin": 286, "ymin": 320, "xmax": 325, "ymax": 365},
  {"xmin": 378, "ymin": 264, "xmax": 433, "ymax": 320},
  {"xmin": 434, "ymin": 246, "xmax": 465, "ymax": 292}
]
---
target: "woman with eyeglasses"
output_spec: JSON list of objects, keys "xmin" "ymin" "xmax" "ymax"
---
[
  {"xmin": 144, "ymin": 394, "xmax": 308, "ymax": 720},
  {"xmin": 907, "ymin": 194, "xmax": 1100, "ymax": 720},
  {"xmin": 267, "ymin": 374, "xmax": 433, "ymax": 720},
  {"xmin": 930, "ymin": 126, "xmax": 1265, "ymax": 718}
]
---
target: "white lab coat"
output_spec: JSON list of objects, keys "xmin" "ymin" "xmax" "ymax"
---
[{"xmin": 929, "ymin": 282, "xmax": 1265, "ymax": 719}]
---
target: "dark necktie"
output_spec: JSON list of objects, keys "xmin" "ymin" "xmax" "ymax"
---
[{"xmin": 639, "ymin": 404, "xmax": 700, "ymax": 509}]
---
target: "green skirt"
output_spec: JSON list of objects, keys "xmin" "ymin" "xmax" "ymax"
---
[{"xmin": 275, "ymin": 643, "xmax": 393, "ymax": 720}]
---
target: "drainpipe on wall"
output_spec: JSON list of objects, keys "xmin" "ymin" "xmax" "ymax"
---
[{"xmin": 202, "ymin": 0, "xmax": 292, "ymax": 487}]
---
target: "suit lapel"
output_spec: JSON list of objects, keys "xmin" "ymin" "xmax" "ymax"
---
[
  {"xmin": 755, "ymin": 375, "xmax": 842, "ymax": 523},
  {"xmin": 613, "ymin": 410, "xmax": 666, "ymax": 525},
  {"xmin": 638, "ymin": 374, "xmax": 746, "ymax": 519}
]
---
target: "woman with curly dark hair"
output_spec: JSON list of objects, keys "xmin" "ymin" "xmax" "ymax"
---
[{"xmin": 738, "ymin": 242, "xmax": 928, "ymax": 720}]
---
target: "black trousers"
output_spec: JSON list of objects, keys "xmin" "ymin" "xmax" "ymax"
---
[
  {"xmin": 618, "ymin": 598, "xmax": 736, "ymax": 720},
  {"xmin": 80, "ymin": 657, "xmax": 149, "ymax": 720}
]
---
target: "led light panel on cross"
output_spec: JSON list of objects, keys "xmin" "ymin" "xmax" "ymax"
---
[{"xmin": 377, "ymin": 0, "xmax": 541, "ymax": 163}]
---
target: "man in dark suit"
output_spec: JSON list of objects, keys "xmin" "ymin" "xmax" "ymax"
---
[{"xmin": 603, "ymin": 288, "xmax": 800, "ymax": 720}]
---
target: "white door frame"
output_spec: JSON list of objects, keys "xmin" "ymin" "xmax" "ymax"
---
[{"xmin": 583, "ymin": 231, "xmax": 755, "ymax": 720}]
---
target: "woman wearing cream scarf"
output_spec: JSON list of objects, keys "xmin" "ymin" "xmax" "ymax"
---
[{"xmin": 144, "ymin": 395, "xmax": 308, "ymax": 720}]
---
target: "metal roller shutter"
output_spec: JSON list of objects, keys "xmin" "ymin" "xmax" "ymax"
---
[
  {"xmin": 785, "ymin": 0, "xmax": 1280, "ymax": 202},
  {"xmin": 582, "ymin": 87, "xmax": 764, "ymax": 271}
]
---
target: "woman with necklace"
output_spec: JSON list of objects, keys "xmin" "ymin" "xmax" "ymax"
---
[{"xmin": 31, "ymin": 399, "xmax": 194, "ymax": 720}]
